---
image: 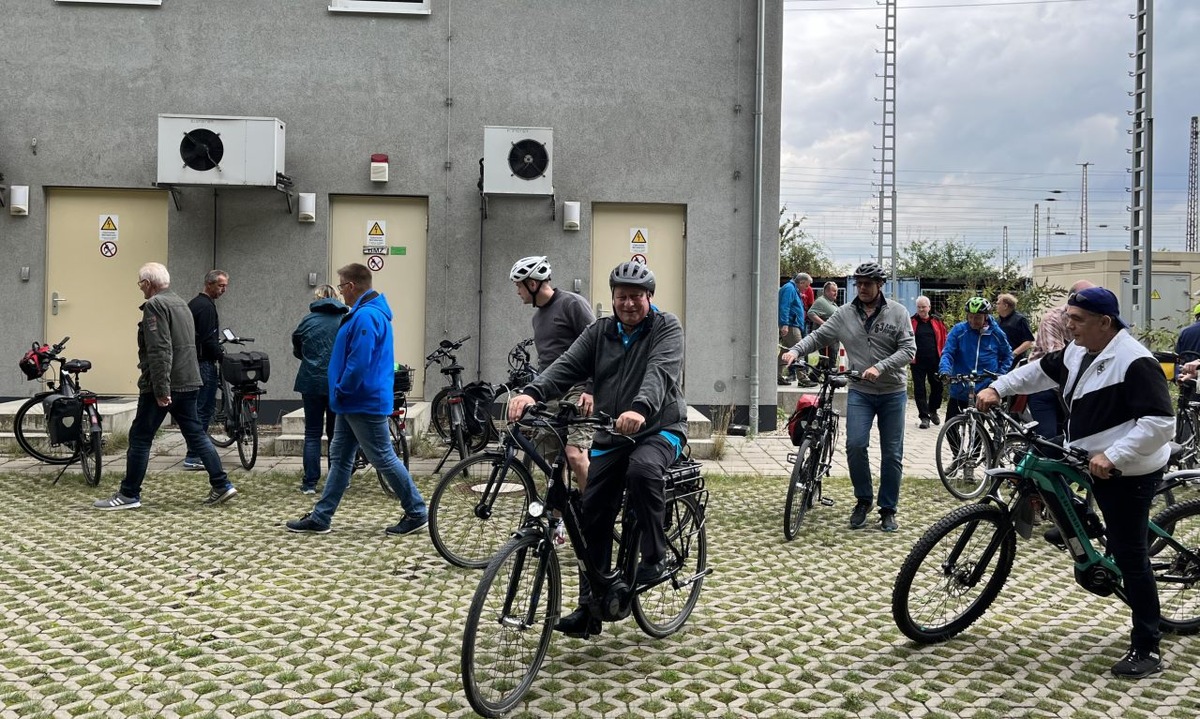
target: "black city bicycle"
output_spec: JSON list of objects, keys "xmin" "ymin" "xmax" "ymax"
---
[
  {"xmin": 14, "ymin": 337, "xmax": 104, "ymax": 486},
  {"xmin": 460, "ymin": 403, "xmax": 710, "ymax": 717},
  {"xmin": 206, "ymin": 329, "xmax": 268, "ymax": 470},
  {"xmin": 893, "ymin": 410, "xmax": 1200, "ymax": 645},
  {"xmin": 783, "ymin": 362, "xmax": 858, "ymax": 540},
  {"xmin": 424, "ymin": 336, "xmax": 490, "ymax": 473},
  {"xmin": 1156, "ymin": 350, "xmax": 1200, "ymax": 471},
  {"xmin": 935, "ymin": 371, "xmax": 1030, "ymax": 500},
  {"xmin": 352, "ymin": 364, "xmax": 412, "ymax": 497}
]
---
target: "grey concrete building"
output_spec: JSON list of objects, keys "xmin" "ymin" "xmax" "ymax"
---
[{"xmin": 1, "ymin": 0, "xmax": 785, "ymax": 429}]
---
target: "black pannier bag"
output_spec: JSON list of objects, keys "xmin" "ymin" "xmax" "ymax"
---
[
  {"xmin": 393, "ymin": 365, "xmax": 413, "ymax": 394},
  {"xmin": 460, "ymin": 381, "xmax": 497, "ymax": 436},
  {"xmin": 43, "ymin": 394, "xmax": 83, "ymax": 445},
  {"xmin": 222, "ymin": 351, "xmax": 271, "ymax": 385}
]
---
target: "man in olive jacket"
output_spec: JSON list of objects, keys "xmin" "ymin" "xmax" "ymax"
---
[{"xmin": 94, "ymin": 262, "xmax": 234, "ymax": 510}]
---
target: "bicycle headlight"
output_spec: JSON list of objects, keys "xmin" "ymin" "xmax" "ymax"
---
[{"xmin": 527, "ymin": 501, "xmax": 545, "ymax": 518}]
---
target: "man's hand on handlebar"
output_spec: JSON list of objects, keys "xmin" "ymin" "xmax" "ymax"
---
[
  {"xmin": 975, "ymin": 387, "xmax": 1002, "ymax": 411},
  {"xmin": 1180, "ymin": 359, "xmax": 1200, "ymax": 382},
  {"xmin": 508, "ymin": 393, "xmax": 537, "ymax": 423},
  {"xmin": 614, "ymin": 410, "xmax": 645, "ymax": 436},
  {"xmin": 861, "ymin": 366, "xmax": 880, "ymax": 383},
  {"xmin": 577, "ymin": 392, "xmax": 594, "ymax": 417},
  {"xmin": 780, "ymin": 349, "xmax": 798, "ymax": 366},
  {"xmin": 1089, "ymin": 452, "xmax": 1118, "ymax": 480}
]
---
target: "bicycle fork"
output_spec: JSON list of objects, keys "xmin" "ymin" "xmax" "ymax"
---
[{"xmin": 500, "ymin": 540, "xmax": 553, "ymax": 631}]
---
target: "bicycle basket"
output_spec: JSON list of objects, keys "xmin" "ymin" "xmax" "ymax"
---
[
  {"xmin": 393, "ymin": 364, "xmax": 413, "ymax": 394},
  {"xmin": 19, "ymin": 344, "xmax": 51, "ymax": 380},
  {"xmin": 786, "ymin": 394, "xmax": 819, "ymax": 446},
  {"xmin": 461, "ymin": 381, "xmax": 497, "ymax": 435},
  {"xmin": 42, "ymin": 394, "xmax": 83, "ymax": 445}
]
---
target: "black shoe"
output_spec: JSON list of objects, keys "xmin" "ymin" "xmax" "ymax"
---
[
  {"xmin": 287, "ymin": 513, "xmax": 331, "ymax": 534},
  {"xmin": 1043, "ymin": 527, "xmax": 1066, "ymax": 550},
  {"xmin": 777, "ymin": 377, "xmax": 792, "ymax": 386},
  {"xmin": 635, "ymin": 558, "xmax": 669, "ymax": 585},
  {"xmin": 930, "ymin": 412, "xmax": 941, "ymax": 425},
  {"xmin": 850, "ymin": 500, "xmax": 873, "ymax": 529},
  {"xmin": 796, "ymin": 379, "xmax": 817, "ymax": 388},
  {"xmin": 1111, "ymin": 647, "xmax": 1162, "ymax": 679},
  {"xmin": 919, "ymin": 418, "xmax": 930, "ymax": 429},
  {"xmin": 879, "ymin": 511, "xmax": 898, "ymax": 533},
  {"xmin": 555, "ymin": 606, "xmax": 602, "ymax": 638}
]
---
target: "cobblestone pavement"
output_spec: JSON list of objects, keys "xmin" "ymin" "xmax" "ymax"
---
[{"xmin": 1, "ymin": 403, "xmax": 1199, "ymax": 718}]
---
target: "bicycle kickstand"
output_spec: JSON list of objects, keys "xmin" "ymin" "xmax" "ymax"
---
[
  {"xmin": 51, "ymin": 462, "xmax": 71, "ymax": 486},
  {"xmin": 433, "ymin": 443, "xmax": 456, "ymax": 474}
]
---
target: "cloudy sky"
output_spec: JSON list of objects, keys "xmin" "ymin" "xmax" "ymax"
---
[{"xmin": 781, "ymin": 0, "xmax": 1200, "ymax": 270}]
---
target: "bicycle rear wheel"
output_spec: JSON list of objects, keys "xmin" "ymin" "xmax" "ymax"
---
[
  {"xmin": 892, "ymin": 503, "xmax": 1015, "ymax": 644},
  {"xmin": 430, "ymin": 387, "xmax": 451, "ymax": 441},
  {"xmin": 462, "ymin": 533, "xmax": 559, "ymax": 718},
  {"xmin": 936, "ymin": 415, "xmax": 994, "ymax": 500},
  {"xmin": 78, "ymin": 407, "xmax": 103, "ymax": 487},
  {"xmin": 1150, "ymin": 498, "xmax": 1200, "ymax": 634},
  {"xmin": 236, "ymin": 397, "xmax": 258, "ymax": 470},
  {"xmin": 633, "ymin": 493, "xmax": 708, "ymax": 638},
  {"xmin": 783, "ymin": 438, "xmax": 820, "ymax": 541},
  {"xmin": 14, "ymin": 393, "xmax": 79, "ymax": 464},
  {"xmin": 207, "ymin": 382, "xmax": 235, "ymax": 448},
  {"xmin": 429, "ymin": 452, "xmax": 536, "ymax": 568}
]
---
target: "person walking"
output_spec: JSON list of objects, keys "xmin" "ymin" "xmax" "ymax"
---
[
  {"xmin": 94, "ymin": 262, "xmax": 235, "ymax": 510},
  {"xmin": 285, "ymin": 263, "xmax": 427, "ymax": 535},
  {"xmin": 777, "ymin": 273, "xmax": 810, "ymax": 385},
  {"xmin": 182, "ymin": 270, "xmax": 229, "ymax": 470},
  {"xmin": 910, "ymin": 296, "xmax": 947, "ymax": 430},
  {"xmin": 781, "ymin": 262, "xmax": 915, "ymax": 532},
  {"xmin": 808, "ymin": 281, "xmax": 841, "ymax": 366},
  {"xmin": 291, "ymin": 284, "xmax": 348, "ymax": 494}
]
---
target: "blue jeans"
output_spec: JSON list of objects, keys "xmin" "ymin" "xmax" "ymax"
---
[
  {"xmin": 844, "ymin": 388, "xmax": 907, "ymax": 512},
  {"xmin": 309, "ymin": 413, "xmax": 426, "ymax": 527},
  {"xmin": 301, "ymin": 393, "xmax": 335, "ymax": 487},
  {"xmin": 120, "ymin": 390, "xmax": 230, "ymax": 499},
  {"xmin": 185, "ymin": 360, "xmax": 219, "ymax": 463},
  {"xmin": 1027, "ymin": 388, "xmax": 1063, "ymax": 440}
]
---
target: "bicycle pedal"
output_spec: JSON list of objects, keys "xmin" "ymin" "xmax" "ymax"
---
[{"xmin": 820, "ymin": 498, "xmax": 835, "ymax": 507}]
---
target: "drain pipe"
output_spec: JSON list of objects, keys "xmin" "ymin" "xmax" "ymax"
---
[{"xmin": 748, "ymin": 0, "xmax": 767, "ymax": 436}]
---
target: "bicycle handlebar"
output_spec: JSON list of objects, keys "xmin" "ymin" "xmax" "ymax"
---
[
  {"xmin": 944, "ymin": 370, "xmax": 999, "ymax": 383},
  {"xmin": 517, "ymin": 402, "xmax": 614, "ymax": 433},
  {"xmin": 425, "ymin": 335, "xmax": 471, "ymax": 366},
  {"xmin": 993, "ymin": 409, "xmax": 1120, "ymax": 477}
]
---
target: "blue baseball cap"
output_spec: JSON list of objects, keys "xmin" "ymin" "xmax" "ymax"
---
[{"xmin": 1067, "ymin": 287, "xmax": 1127, "ymax": 329}]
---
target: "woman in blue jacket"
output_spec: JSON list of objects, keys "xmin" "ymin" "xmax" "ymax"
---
[
  {"xmin": 938, "ymin": 297, "xmax": 1013, "ymax": 421},
  {"xmin": 291, "ymin": 285, "xmax": 348, "ymax": 494}
]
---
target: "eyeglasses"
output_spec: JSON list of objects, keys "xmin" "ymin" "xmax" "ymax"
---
[{"xmin": 337, "ymin": 281, "xmax": 353, "ymax": 291}]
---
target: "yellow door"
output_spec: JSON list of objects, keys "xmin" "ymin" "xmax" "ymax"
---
[
  {"xmin": 591, "ymin": 203, "xmax": 686, "ymax": 325},
  {"xmin": 330, "ymin": 196, "xmax": 429, "ymax": 397},
  {"xmin": 45, "ymin": 188, "xmax": 170, "ymax": 394}
]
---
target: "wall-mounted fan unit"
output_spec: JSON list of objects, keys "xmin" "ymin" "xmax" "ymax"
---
[
  {"xmin": 157, "ymin": 115, "xmax": 286, "ymax": 186},
  {"xmin": 483, "ymin": 126, "xmax": 553, "ymax": 195}
]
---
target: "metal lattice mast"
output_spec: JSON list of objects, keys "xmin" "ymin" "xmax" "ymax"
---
[
  {"xmin": 1129, "ymin": 0, "xmax": 1154, "ymax": 329},
  {"xmin": 875, "ymin": 0, "xmax": 898, "ymax": 289},
  {"xmin": 1033, "ymin": 203, "xmax": 1040, "ymax": 258},
  {"xmin": 1187, "ymin": 116, "xmax": 1198, "ymax": 252},
  {"xmin": 1078, "ymin": 162, "xmax": 1091, "ymax": 252},
  {"xmin": 1002, "ymin": 225, "xmax": 1009, "ymax": 266}
]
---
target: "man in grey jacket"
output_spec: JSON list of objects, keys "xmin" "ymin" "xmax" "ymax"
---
[
  {"xmin": 508, "ymin": 261, "xmax": 686, "ymax": 639},
  {"xmin": 94, "ymin": 262, "xmax": 234, "ymax": 510},
  {"xmin": 782, "ymin": 262, "xmax": 915, "ymax": 531}
]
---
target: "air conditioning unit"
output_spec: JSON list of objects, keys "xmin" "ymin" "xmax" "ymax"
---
[
  {"xmin": 483, "ymin": 126, "xmax": 553, "ymax": 196},
  {"xmin": 157, "ymin": 115, "xmax": 286, "ymax": 187}
]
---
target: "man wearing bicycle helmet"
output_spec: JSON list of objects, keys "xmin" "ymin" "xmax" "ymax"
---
[
  {"xmin": 781, "ymin": 261, "xmax": 915, "ymax": 532},
  {"xmin": 979, "ymin": 287, "xmax": 1173, "ymax": 679},
  {"xmin": 938, "ymin": 297, "xmax": 1013, "ymax": 422},
  {"xmin": 510, "ymin": 256, "xmax": 596, "ymax": 493},
  {"xmin": 508, "ymin": 261, "xmax": 686, "ymax": 639}
]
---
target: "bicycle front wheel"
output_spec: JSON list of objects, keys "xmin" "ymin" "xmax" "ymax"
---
[
  {"xmin": 892, "ymin": 503, "xmax": 1015, "ymax": 644},
  {"xmin": 430, "ymin": 452, "xmax": 537, "ymax": 569},
  {"xmin": 236, "ymin": 398, "xmax": 258, "ymax": 470},
  {"xmin": 376, "ymin": 415, "xmax": 410, "ymax": 498},
  {"xmin": 936, "ymin": 415, "xmax": 994, "ymax": 500},
  {"xmin": 79, "ymin": 407, "xmax": 103, "ymax": 487},
  {"xmin": 783, "ymin": 438, "xmax": 820, "ymax": 541},
  {"xmin": 633, "ymin": 493, "xmax": 708, "ymax": 638},
  {"xmin": 1151, "ymin": 498, "xmax": 1200, "ymax": 634},
  {"xmin": 207, "ymin": 382, "xmax": 235, "ymax": 448},
  {"xmin": 14, "ymin": 393, "xmax": 79, "ymax": 464},
  {"xmin": 462, "ymin": 533, "xmax": 559, "ymax": 718}
]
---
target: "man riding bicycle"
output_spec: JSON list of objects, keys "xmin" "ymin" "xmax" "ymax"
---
[{"xmin": 508, "ymin": 261, "xmax": 687, "ymax": 639}]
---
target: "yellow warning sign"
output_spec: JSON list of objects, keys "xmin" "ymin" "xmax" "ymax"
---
[
  {"xmin": 99, "ymin": 214, "xmax": 119, "ymax": 243},
  {"xmin": 631, "ymin": 230, "xmax": 646, "ymax": 244},
  {"xmin": 368, "ymin": 222, "xmax": 384, "ymax": 236},
  {"xmin": 1151, "ymin": 290, "xmax": 1161, "ymax": 300},
  {"xmin": 629, "ymin": 227, "xmax": 649, "ymax": 253},
  {"xmin": 366, "ymin": 220, "xmax": 387, "ymax": 247},
  {"xmin": 101, "ymin": 217, "xmax": 117, "ymax": 231}
]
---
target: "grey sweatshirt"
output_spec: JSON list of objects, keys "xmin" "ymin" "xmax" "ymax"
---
[{"xmin": 788, "ymin": 295, "xmax": 915, "ymax": 394}]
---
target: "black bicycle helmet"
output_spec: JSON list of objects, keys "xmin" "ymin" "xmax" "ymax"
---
[
  {"xmin": 853, "ymin": 262, "xmax": 887, "ymax": 281},
  {"xmin": 965, "ymin": 297, "xmax": 993, "ymax": 315},
  {"xmin": 609, "ymin": 261, "xmax": 656, "ymax": 294}
]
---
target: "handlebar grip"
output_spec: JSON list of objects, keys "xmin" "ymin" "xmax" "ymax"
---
[{"xmin": 240, "ymin": 337, "xmax": 254, "ymax": 343}]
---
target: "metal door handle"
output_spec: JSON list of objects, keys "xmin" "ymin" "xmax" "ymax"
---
[{"xmin": 52, "ymin": 292, "xmax": 68, "ymax": 316}]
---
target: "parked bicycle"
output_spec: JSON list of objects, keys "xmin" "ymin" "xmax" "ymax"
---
[
  {"xmin": 1155, "ymin": 350, "xmax": 1200, "ymax": 471},
  {"xmin": 892, "ymin": 410, "xmax": 1200, "ymax": 646},
  {"xmin": 352, "ymin": 363, "xmax": 412, "ymax": 496},
  {"xmin": 935, "ymin": 371, "xmax": 1030, "ymax": 500},
  {"xmin": 782, "ymin": 362, "xmax": 858, "ymax": 540},
  {"xmin": 206, "ymin": 329, "xmax": 269, "ymax": 470},
  {"xmin": 460, "ymin": 403, "xmax": 710, "ymax": 717},
  {"xmin": 14, "ymin": 337, "xmax": 104, "ymax": 486}
]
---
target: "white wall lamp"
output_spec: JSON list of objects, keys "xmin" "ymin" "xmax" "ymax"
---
[
  {"xmin": 563, "ymin": 201, "xmax": 581, "ymax": 231},
  {"xmin": 370, "ymin": 153, "xmax": 389, "ymax": 183},
  {"xmin": 9, "ymin": 185, "xmax": 30, "ymax": 216},
  {"xmin": 298, "ymin": 192, "xmax": 316, "ymax": 223}
]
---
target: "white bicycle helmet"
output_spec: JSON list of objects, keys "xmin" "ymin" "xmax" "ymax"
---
[{"xmin": 509, "ymin": 256, "xmax": 552, "ymax": 283}]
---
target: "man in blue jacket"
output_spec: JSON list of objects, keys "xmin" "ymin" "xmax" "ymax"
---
[
  {"xmin": 938, "ymin": 297, "xmax": 1013, "ymax": 421},
  {"xmin": 286, "ymin": 263, "xmax": 427, "ymax": 535}
]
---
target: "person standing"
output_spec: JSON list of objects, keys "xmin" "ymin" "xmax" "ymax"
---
[
  {"xmin": 979, "ymin": 287, "xmax": 1172, "ymax": 679},
  {"xmin": 1027, "ymin": 280, "xmax": 1095, "ymax": 438},
  {"xmin": 183, "ymin": 270, "xmax": 229, "ymax": 470},
  {"xmin": 910, "ymin": 296, "xmax": 947, "ymax": 430},
  {"xmin": 938, "ymin": 297, "xmax": 1012, "ymax": 421},
  {"xmin": 808, "ymin": 281, "xmax": 841, "ymax": 366},
  {"xmin": 286, "ymin": 263, "xmax": 427, "ymax": 536},
  {"xmin": 1174, "ymin": 304, "xmax": 1200, "ymax": 359},
  {"xmin": 94, "ymin": 262, "xmax": 235, "ymax": 510},
  {"xmin": 291, "ymin": 284, "xmax": 348, "ymax": 494},
  {"xmin": 781, "ymin": 262, "xmax": 915, "ymax": 532},
  {"xmin": 777, "ymin": 273, "xmax": 809, "ymax": 385},
  {"xmin": 996, "ymin": 293, "xmax": 1035, "ymax": 366}
]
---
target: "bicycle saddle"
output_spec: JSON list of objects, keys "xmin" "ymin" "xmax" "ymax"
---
[{"xmin": 64, "ymin": 359, "xmax": 92, "ymax": 373}]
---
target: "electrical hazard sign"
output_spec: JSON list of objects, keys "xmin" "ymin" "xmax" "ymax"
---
[
  {"xmin": 629, "ymin": 228, "xmax": 649, "ymax": 253},
  {"xmin": 366, "ymin": 220, "xmax": 386, "ymax": 247},
  {"xmin": 99, "ymin": 215, "xmax": 119, "ymax": 243}
]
